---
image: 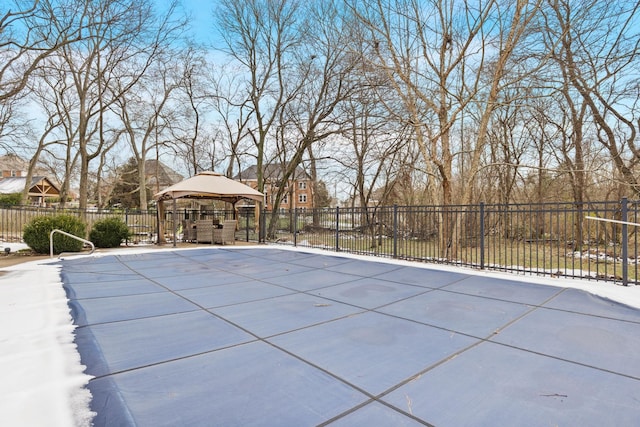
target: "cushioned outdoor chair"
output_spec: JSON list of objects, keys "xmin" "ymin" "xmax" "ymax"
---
[
  {"xmin": 213, "ymin": 220, "xmax": 237, "ymax": 245},
  {"xmin": 196, "ymin": 219, "xmax": 216, "ymax": 243},
  {"xmin": 182, "ymin": 220, "xmax": 197, "ymax": 242}
]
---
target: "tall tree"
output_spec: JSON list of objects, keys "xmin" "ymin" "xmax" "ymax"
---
[
  {"xmin": 0, "ymin": 0, "xmax": 81, "ymax": 102},
  {"xmin": 114, "ymin": 47, "xmax": 192, "ymax": 209},
  {"xmin": 204, "ymin": 61, "xmax": 257, "ymax": 178},
  {"xmin": 544, "ymin": 0, "xmax": 640, "ymax": 197},
  {"xmin": 45, "ymin": 0, "xmax": 183, "ymax": 210},
  {"xmin": 263, "ymin": 0, "xmax": 356, "ymax": 236},
  {"xmin": 215, "ymin": 0, "xmax": 303, "ymax": 192},
  {"xmin": 23, "ymin": 60, "xmax": 77, "ymax": 205},
  {"xmin": 349, "ymin": 0, "xmax": 543, "ymax": 257}
]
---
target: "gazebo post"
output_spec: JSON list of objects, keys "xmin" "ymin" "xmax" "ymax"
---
[
  {"xmin": 172, "ymin": 198, "xmax": 177, "ymax": 247},
  {"xmin": 255, "ymin": 203, "xmax": 261, "ymax": 240},
  {"xmin": 157, "ymin": 201, "xmax": 166, "ymax": 245}
]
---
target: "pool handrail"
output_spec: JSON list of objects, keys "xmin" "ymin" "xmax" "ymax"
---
[{"xmin": 50, "ymin": 229, "xmax": 95, "ymax": 258}]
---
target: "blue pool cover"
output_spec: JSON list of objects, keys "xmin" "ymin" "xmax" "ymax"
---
[{"xmin": 60, "ymin": 247, "xmax": 640, "ymax": 426}]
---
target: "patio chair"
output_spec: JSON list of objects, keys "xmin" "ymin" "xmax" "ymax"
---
[
  {"xmin": 182, "ymin": 220, "xmax": 197, "ymax": 242},
  {"xmin": 213, "ymin": 220, "xmax": 237, "ymax": 245},
  {"xmin": 196, "ymin": 219, "xmax": 216, "ymax": 243}
]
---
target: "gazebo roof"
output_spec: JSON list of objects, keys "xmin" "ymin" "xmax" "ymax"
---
[{"xmin": 153, "ymin": 171, "xmax": 264, "ymax": 205}]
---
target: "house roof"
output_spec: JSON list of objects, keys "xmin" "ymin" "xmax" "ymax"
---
[
  {"xmin": 234, "ymin": 164, "xmax": 311, "ymax": 181},
  {"xmin": 0, "ymin": 154, "xmax": 29, "ymax": 172},
  {"xmin": 0, "ymin": 176, "xmax": 59, "ymax": 195},
  {"xmin": 145, "ymin": 159, "xmax": 184, "ymax": 189}
]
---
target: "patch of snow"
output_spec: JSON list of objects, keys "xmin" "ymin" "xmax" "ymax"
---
[
  {"xmin": 0, "ymin": 242, "xmax": 30, "ymax": 253},
  {"xmin": 0, "ymin": 259, "xmax": 94, "ymax": 426}
]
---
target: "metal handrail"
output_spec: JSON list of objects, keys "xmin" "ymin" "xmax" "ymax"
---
[
  {"xmin": 50, "ymin": 229, "xmax": 95, "ymax": 258},
  {"xmin": 585, "ymin": 216, "xmax": 640, "ymax": 227}
]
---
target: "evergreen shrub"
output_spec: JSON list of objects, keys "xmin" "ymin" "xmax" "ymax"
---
[
  {"xmin": 23, "ymin": 214, "xmax": 87, "ymax": 254},
  {"xmin": 89, "ymin": 217, "xmax": 131, "ymax": 248},
  {"xmin": 0, "ymin": 193, "xmax": 22, "ymax": 206}
]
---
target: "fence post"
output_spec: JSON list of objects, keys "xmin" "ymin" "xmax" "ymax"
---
[
  {"xmin": 245, "ymin": 210, "xmax": 250, "ymax": 242},
  {"xmin": 335, "ymin": 206, "xmax": 340, "ymax": 252},
  {"xmin": 293, "ymin": 208, "xmax": 298, "ymax": 247},
  {"xmin": 393, "ymin": 204, "xmax": 398, "ymax": 259},
  {"xmin": 480, "ymin": 202, "xmax": 485, "ymax": 270},
  {"xmin": 621, "ymin": 198, "xmax": 629, "ymax": 286},
  {"xmin": 125, "ymin": 208, "xmax": 130, "ymax": 245}
]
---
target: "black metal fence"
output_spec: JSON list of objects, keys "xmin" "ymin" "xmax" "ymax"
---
[
  {"xmin": 0, "ymin": 205, "xmax": 261, "ymax": 246},
  {"xmin": 267, "ymin": 199, "xmax": 640, "ymax": 286},
  {"xmin": 2, "ymin": 199, "xmax": 638, "ymax": 286},
  {"xmin": 0, "ymin": 206, "xmax": 159, "ymax": 245}
]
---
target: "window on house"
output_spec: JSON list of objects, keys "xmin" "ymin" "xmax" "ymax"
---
[
  {"xmin": 283, "ymin": 195, "xmax": 288, "ymax": 204},
  {"xmin": 298, "ymin": 181, "xmax": 307, "ymax": 189},
  {"xmin": 299, "ymin": 194, "xmax": 307, "ymax": 203}
]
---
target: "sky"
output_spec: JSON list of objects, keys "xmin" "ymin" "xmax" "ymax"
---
[
  {"xmin": 175, "ymin": 0, "xmax": 220, "ymax": 46},
  {"xmin": 1, "ymin": 242, "xmax": 640, "ymax": 425}
]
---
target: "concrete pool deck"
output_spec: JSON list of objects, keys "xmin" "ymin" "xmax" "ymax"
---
[{"xmin": 59, "ymin": 246, "xmax": 640, "ymax": 426}]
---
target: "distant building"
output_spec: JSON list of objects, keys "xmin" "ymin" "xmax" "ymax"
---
[
  {"xmin": 0, "ymin": 176, "xmax": 60, "ymax": 206},
  {"xmin": 0, "ymin": 154, "xmax": 59, "ymax": 206},
  {"xmin": 0, "ymin": 153, "xmax": 47, "ymax": 178},
  {"xmin": 106, "ymin": 159, "xmax": 184, "ymax": 208},
  {"xmin": 235, "ymin": 164, "xmax": 313, "ymax": 210},
  {"xmin": 145, "ymin": 159, "xmax": 184, "ymax": 192}
]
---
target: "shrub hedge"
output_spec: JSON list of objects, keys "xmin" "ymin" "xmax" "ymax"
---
[
  {"xmin": 23, "ymin": 214, "xmax": 87, "ymax": 254},
  {"xmin": 89, "ymin": 217, "xmax": 131, "ymax": 248}
]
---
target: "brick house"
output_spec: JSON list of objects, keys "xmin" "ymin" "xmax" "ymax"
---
[
  {"xmin": 234, "ymin": 164, "xmax": 313, "ymax": 211},
  {"xmin": 0, "ymin": 153, "xmax": 31, "ymax": 178}
]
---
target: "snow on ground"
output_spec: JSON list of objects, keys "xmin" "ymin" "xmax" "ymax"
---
[
  {"xmin": 0, "ymin": 244, "xmax": 94, "ymax": 427},
  {"xmin": 1, "ymin": 242, "xmax": 639, "ymax": 426}
]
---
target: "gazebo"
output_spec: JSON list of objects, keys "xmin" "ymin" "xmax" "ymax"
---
[{"xmin": 153, "ymin": 171, "xmax": 264, "ymax": 246}]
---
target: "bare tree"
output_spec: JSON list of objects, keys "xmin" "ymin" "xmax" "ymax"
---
[
  {"xmin": 337, "ymin": 95, "xmax": 412, "ymax": 247},
  {"xmin": 24, "ymin": 56, "xmax": 82, "ymax": 206},
  {"xmin": 205, "ymin": 62, "xmax": 254, "ymax": 179},
  {"xmin": 348, "ymin": 0, "xmax": 543, "ymax": 257},
  {"xmin": 215, "ymin": 0, "xmax": 304, "ymax": 192},
  {"xmin": 336, "ymin": 86, "xmax": 406, "ymax": 210},
  {"xmin": 544, "ymin": 0, "xmax": 640, "ymax": 196},
  {"xmin": 166, "ymin": 49, "xmax": 220, "ymax": 177},
  {"xmin": 0, "ymin": 0, "xmax": 82, "ymax": 102},
  {"xmin": 261, "ymin": 0, "xmax": 358, "ymax": 236},
  {"xmin": 41, "ymin": 0, "xmax": 184, "ymax": 210},
  {"xmin": 113, "ymin": 48, "xmax": 191, "ymax": 209},
  {"xmin": 0, "ymin": 94, "xmax": 29, "ymax": 153},
  {"xmin": 482, "ymin": 97, "xmax": 530, "ymax": 205},
  {"xmin": 93, "ymin": 130, "xmax": 122, "ymax": 208}
]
